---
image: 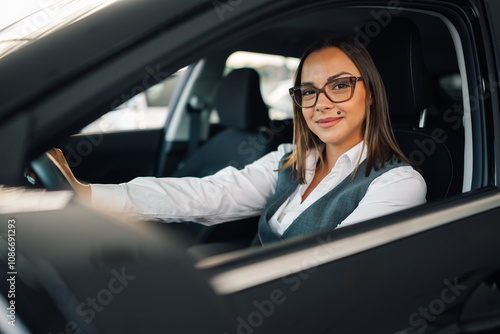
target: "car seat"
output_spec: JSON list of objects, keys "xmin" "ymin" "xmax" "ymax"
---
[
  {"xmin": 171, "ymin": 68, "xmax": 274, "ymax": 178},
  {"xmin": 367, "ymin": 19, "xmax": 463, "ymax": 201},
  {"xmin": 171, "ymin": 67, "xmax": 285, "ymax": 247}
]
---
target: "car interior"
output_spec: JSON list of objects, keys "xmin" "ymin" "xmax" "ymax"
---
[
  {"xmin": 32, "ymin": 4, "xmax": 474, "ymax": 258},
  {"xmin": 6, "ymin": 1, "xmax": 500, "ymax": 333}
]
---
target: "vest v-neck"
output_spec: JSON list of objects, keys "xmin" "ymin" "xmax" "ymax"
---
[{"xmin": 258, "ymin": 154, "xmax": 408, "ymax": 245}]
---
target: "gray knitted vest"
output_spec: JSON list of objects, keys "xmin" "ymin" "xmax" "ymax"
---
[{"xmin": 257, "ymin": 153, "xmax": 409, "ymax": 245}]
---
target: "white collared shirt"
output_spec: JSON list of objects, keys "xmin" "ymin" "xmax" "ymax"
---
[
  {"xmin": 90, "ymin": 142, "xmax": 426, "ymax": 235},
  {"xmin": 268, "ymin": 141, "xmax": 426, "ymax": 234}
]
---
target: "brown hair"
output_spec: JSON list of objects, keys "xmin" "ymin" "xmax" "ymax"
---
[{"xmin": 282, "ymin": 36, "xmax": 413, "ymax": 183}]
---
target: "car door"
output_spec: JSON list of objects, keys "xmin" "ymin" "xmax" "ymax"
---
[{"xmin": 197, "ymin": 1, "xmax": 500, "ymax": 333}]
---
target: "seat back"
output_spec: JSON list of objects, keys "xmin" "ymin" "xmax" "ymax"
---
[
  {"xmin": 172, "ymin": 68, "xmax": 272, "ymax": 177},
  {"xmin": 367, "ymin": 19, "xmax": 459, "ymax": 201}
]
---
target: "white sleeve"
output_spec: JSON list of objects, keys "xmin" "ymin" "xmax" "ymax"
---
[
  {"xmin": 90, "ymin": 144, "xmax": 293, "ymax": 224},
  {"xmin": 337, "ymin": 166, "xmax": 427, "ymax": 228}
]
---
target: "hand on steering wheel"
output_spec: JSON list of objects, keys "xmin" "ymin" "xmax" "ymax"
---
[{"xmin": 31, "ymin": 149, "xmax": 91, "ymax": 201}]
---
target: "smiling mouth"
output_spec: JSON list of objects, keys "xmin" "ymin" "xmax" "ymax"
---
[{"xmin": 316, "ymin": 117, "xmax": 343, "ymax": 128}]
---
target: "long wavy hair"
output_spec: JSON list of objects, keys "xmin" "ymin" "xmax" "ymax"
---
[{"xmin": 282, "ymin": 36, "xmax": 413, "ymax": 183}]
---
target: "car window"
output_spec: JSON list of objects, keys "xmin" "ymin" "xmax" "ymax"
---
[
  {"xmin": 80, "ymin": 67, "xmax": 186, "ymax": 134},
  {"xmin": 222, "ymin": 51, "xmax": 299, "ymax": 120}
]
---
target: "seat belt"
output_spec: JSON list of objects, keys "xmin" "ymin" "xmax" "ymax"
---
[{"xmin": 186, "ymin": 96, "xmax": 207, "ymax": 157}]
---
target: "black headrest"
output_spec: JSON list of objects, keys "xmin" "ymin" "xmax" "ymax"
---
[
  {"xmin": 214, "ymin": 68, "xmax": 270, "ymax": 131},
  {"xmin": 367, "ymin": 19, "xmax": 433, "ymax": 124}
]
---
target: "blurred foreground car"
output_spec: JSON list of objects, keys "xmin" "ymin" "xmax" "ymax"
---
[{"xmin": 1, "ymin": 0, "xmax": 500, "ymax": 333}]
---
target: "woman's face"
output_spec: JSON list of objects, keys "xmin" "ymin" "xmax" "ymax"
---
[{"xmin": 300, "ymin": 47, "xmax": 369, "ymax": 152}]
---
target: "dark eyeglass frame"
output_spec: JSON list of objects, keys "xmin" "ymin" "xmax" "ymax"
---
[{"xmin": 289, "ymin": 76, "xmax": 364, "ymax": 108}]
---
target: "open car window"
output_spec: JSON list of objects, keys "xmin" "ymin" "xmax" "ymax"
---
[{"xmin": 80, "ymin": 67, "xmax": 186, "ymax": 134}]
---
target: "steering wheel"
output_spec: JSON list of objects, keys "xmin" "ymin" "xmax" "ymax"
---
[{"xmin": 30, "ymin": 153, "xmax": 74, "ymax": 191}]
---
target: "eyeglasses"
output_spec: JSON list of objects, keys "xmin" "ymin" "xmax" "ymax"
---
[{"xmin": 289, "ymin": 76, "xmax": 364, "ymax": 108}]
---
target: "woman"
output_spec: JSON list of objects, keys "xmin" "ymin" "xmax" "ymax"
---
[{"xmin": 49, "ymin": 36, "xmax": 426, "ymax": 245}]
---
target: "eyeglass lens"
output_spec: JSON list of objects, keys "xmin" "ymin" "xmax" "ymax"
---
[{"xmin": 295, "ymin": 77, "xmax": 355, "ymax": 107}]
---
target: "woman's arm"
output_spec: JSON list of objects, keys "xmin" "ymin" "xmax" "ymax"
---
[{"xmin": 50, "ymin": 145, "xmax": 292, "ymax": 224}]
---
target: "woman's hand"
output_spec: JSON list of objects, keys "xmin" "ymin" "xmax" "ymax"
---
[{"xmin": 46, "ymin": 148, "xmax": 91, "ymax": 201}]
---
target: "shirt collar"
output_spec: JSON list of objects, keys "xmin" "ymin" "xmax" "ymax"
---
[
  {"xmin": 341, "ymin": 140, "xmax": 367, "ymax": 171},
  {"xmin": 305, "ymin": 140, "xmax": 367, "ymax": 172}
]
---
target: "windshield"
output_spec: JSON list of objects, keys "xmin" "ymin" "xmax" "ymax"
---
[{"xmin": 0, "ymin": 0, "xmax": 119, "ymax": 59}]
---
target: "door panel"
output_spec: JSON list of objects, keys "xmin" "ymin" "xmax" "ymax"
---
[{"xmin": 222, "ymin": 205, "xmax": 500, "ymax": 334}]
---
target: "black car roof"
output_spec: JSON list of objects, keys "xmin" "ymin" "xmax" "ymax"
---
[{"xmin": 0, "ymin": 0, "xmax": 210, "ymax": 121}]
